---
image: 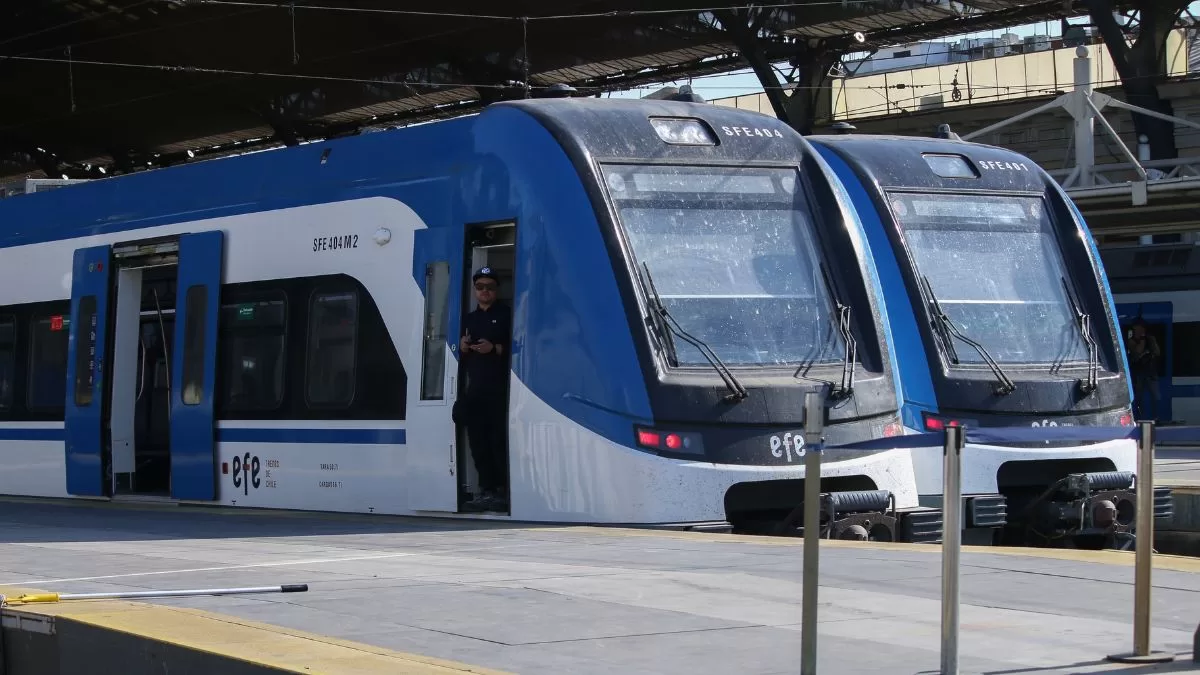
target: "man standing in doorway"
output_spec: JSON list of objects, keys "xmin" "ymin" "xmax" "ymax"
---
[{"xmin": 459, "ymin": 267, "xmax": 512, "ymax": 511}]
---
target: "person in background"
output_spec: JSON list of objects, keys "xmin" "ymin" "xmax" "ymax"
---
[
  {"xmin": 459, "ymin": 267, "xmax": 512, "ymax": 510},
  {"xmin": 1127, "ymin": 321, "xmax": 1161, "ymax": 422}
]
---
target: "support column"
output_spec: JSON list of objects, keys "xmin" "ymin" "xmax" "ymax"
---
[{"xmin": 1073, "ymin": 46, "xmax": 1095, "ymax": 188}]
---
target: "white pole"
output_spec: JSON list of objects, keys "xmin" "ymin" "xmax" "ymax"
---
[
  {"xmin": 1073, "ymin": 45, "xmax": 1095, "ymax": 188},
  {"xmin": 3, "ymin": 585, "xmax": 308, "ymax": 605}
]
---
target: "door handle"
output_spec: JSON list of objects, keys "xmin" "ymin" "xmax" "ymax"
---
[{"xmin": 449, "ymin": 376, "xmax": 456, "ymax": 396}]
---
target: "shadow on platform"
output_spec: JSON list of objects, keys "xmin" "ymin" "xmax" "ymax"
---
[{"xmin": 0, "ymin": 496, "xmax": 563, "ymax": 545}]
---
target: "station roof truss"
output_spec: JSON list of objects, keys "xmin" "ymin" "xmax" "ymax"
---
[{"xmin": 0, "ymin": 0, "xmax": 1094, "ymax": 181}]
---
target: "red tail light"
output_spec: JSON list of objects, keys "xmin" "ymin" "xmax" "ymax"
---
[
  {"xmin": 635, "ymin": 427, "xmax": 704, "ymax": 454},
  {"xmin": 922, "ymin": 413, "xmax": 965, "ymax": 432}
]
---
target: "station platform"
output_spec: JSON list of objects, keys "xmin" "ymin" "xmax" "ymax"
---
[{"xmin": 0, "ymin": 499, "xmax": 1198, "ymax": 674}]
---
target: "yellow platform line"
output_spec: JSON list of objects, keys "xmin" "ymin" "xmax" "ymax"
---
[{"xmin": 0, "ymin": 585, "xmax": 509, "ymax": 675}]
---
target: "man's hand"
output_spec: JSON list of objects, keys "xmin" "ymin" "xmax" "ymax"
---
[{"xmin": 473, "ymin": 338, "xmax": 494, "ymax": 354}]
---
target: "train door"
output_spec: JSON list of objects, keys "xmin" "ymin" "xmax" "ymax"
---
[
  {"xmin": 406, "ymin": 255, "xmax": 460, "ymax": 513},
  {"xmin": 457, "ymin": 222, "xmax": 516, "ymax": 513},
  {"xmin": 1116, "ymin": 301, "xmax": 1173, "ymax": 423},
  {"xmin": 63, "ymin": 232, "xmax": 224, "ymax": 500}
]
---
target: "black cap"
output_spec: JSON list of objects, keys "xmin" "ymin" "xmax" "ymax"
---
[{"xmin": 472, "ymin": 267, "xmax": 499, "ymax": 283}]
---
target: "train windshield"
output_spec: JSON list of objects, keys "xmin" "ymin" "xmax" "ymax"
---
[
  {"xmin": 887, "ymin": 192, "xmax": 1090, "ymax": 365},
  {"xmin": 601, "ymin": 163, "xmax": 845, "ymax": 368}
]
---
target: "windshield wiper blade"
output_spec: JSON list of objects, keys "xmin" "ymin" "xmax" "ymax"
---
[
  {"xmin": 634, "ymin": 261, "xmax": 680, "ymax": 366},
  {"xmin": 919, "ymin": 275, "xmax": 1016, "ymax": 396},
  {"xmin": 639, "ymin": 262, "xmax": 748, "ymax": 403},
  {"xmin": 1061, "ymin": 276, "xmax": 1099, "ymax": 395},
  {"xmin": 819, "ymin": 262, "xmax": 855, "ymax": 400}
]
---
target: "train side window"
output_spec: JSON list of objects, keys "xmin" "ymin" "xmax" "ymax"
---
[
  {"xmin": 306, "ymin": 290, "xmax": 358, "ymax": 408},
  {"xmin": 27, "ymin": 314, "xmax": 69, "ymax": 411},
  {"xmin": 74, "ymin": 296, "xmax": 98, "ymax": 406},
  {"xmin": 1172, "ymin": 321, "xmax": 1200, "ymax": 377},
  {"xmin": 181, "ymin": 285, "xmax": 207, "ymax": 405},
  {"xmin": 0, "ymin": 315, "xmax": 14, "ymax": 411},
  {"xmin": 219, "ymin": 294, "xmax": 287, "ymax": 411},
  {"xmin": 420, "ymin": 262, "xmax": 450, "ymax": 400}
]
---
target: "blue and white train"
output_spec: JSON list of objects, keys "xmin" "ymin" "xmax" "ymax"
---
[
  {"xmin": 0, "ymin": 96, "xmax": 1158, "ymax": 546},
  {"xmin": 808, "ymin": 133, "xmax": 1162, "ymax": 546},
  {"xmin": 1101, "ymin": 241, "xmax": 1200, "ymax": 429}
]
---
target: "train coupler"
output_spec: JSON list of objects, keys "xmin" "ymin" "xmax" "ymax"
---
[
  {"xmin": 820, "ymin": 490, "xmax": 899, "ymax": 541},
  {"xmin": 1024, "ymin": 471, "xmax": 1173, "ymax": 549},
  {"xmin": 774, "ymin": 489, "xmax": 943, "ymax": 544}
]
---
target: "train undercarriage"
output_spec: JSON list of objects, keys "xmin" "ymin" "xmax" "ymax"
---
[{"xmin": 724, "ymin": 473, "xmax": 1174, "ymax": 549}]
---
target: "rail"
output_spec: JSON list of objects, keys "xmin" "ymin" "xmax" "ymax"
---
[{"xmin": 797, "ymin": 416, "xmax": 1200, "ymax": 673}]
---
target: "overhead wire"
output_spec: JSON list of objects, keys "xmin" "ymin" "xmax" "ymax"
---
[
  {"xmin": 0, "ymin": 4, "xmax": 1187, "ymax": 170},
  {"xmin": 0, "ymin": 0, "xmax": 159, "ymax": 49},
  {"xmin": 2, "ymin": 50, "xmax": 1074, "ymax": 93},
  {"xmin": 194, "ymin": 0, "xmax": 887, "ymax": 19}
]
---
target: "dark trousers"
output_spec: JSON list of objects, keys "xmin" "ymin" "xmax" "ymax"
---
[
  {"xmin": 1133, "ymin": 374, "xmax": 1160, "ymax": 422},
  {"xmin": 464, "ymin": 392, "xmax": 509, "ymax": 494}
]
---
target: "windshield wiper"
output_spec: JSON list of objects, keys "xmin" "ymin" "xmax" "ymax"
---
[
  {"xmin": 919, "ymin": 274, "xmax": 1016, "ymax": 396},
  {"xmin": 819, "ymin": 262, "xmax": 856, "ymax": 400},
  {"xmin": 638, "ymin": 262, "xmax": 748, "ymax": 403},
  {"xmin": 1060, "ymin": 276, "xmax": 1099, "ymax": 395}
]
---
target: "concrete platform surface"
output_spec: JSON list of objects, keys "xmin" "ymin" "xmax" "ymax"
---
[
  {"xmin": 1157, "ymin": 447, "xmax": 1200, "ymax": 487},
  {"xmin": 1, "ymin": 499, "xmax": 1199, "ymax": 675}
]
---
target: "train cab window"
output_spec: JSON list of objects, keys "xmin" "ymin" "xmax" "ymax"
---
[
  {"xmin": 219, "ymin": 295, "xmax": 287, "ymax": 411},
  {"xmin": 306, "ymin": 290, "xmax": 358, "ymax": 407},
  {"xmin": 420, "ymin": 262, "xmax": 450, "ymax": 400},
  {"xmin": 600, "ymin": 163, "xmax": 846, "ymax": 367},
  {"xmin": 74, "ymin": 296, "xmax": 98, "ymax": 406},
  {"xmin": 180, "ymin": 286, "xmax": 207, "ymax": 405},
  {"xmin": 27, "ymin": 315, "xmax": 69, "ymax": 411},
  {"xmin": 0, "ymin": 315, "xmax": 14, "ymax": 410},
  {"xmin": 887, "ymin": 192, "xmax": 1089, "ymax": 366}
]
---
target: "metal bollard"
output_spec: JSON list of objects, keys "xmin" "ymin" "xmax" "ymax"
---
[
  {"xmin": 1107, "ymin": 421, "xmax": 1175, "ymax": 664},
  {"xmin": 801, "ymin": 391, "xmax": 824, "ymax": 675},
  {"xmin": 940, "ymin": 424, "xmax": 963, "ymax": 675}
]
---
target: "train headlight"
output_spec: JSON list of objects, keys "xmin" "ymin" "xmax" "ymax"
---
[{"xmin": 649, "ymin": 118, "xmax": 717, "ymax": 146}]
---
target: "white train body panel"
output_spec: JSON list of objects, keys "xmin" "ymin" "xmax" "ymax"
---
[
  {"xmin": 211, "ymin": 376, "xmax": 920, "ymax": 521},
  {"xmin": 0, "ymin": 195, "xmax": 919, "ymax": 523},
  {"xmin": 908, "ymin": 439, "xmax": 1138, "ymax": 497}
]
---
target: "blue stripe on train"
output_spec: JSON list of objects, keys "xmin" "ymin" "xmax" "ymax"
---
[
  {"xmin": 0, "ymin": 428, "xmax": 66, "ymax": 441},
  {"xmin": 0, "ymin": 428, "xmax": 406, "ymax": 444},
  {"xmin": 217, "ymin": 428, "xmax": 406, "ymax": 444}
]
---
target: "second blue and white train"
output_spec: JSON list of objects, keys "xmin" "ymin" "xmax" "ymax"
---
[{"xmin": 0, "ymin": 96, "xmax": 1166, "ymax": 547}]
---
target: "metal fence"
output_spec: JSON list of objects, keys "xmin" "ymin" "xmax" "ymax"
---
[{"xmin": 797, "ymin": 391, "xmax": 1200, "ymax": 673}]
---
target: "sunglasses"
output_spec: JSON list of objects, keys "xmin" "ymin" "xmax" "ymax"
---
[{"xmin": 475, "ymin": 282, "xmax": 497, "ymax": 291}]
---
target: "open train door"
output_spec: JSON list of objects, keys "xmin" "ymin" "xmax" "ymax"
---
[
  {"xmin": 64, "ymin": 245, "xmax": 113, "ymax": 496},
  {"xmin": 168, "ymin": 231, "xmax": 224, "ymax": 500},
  {"xmin": 406, "ymin": 253, "xmax": 461, "ymax": 513}
]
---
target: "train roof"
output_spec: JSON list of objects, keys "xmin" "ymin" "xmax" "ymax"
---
[
  {"xmin": 806, "ymin": 132, "xmax": 1053, "ymax": 194},
  {"xmin": 0, "ymin": 97, "xmax": 801, "ymax": 249}
]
